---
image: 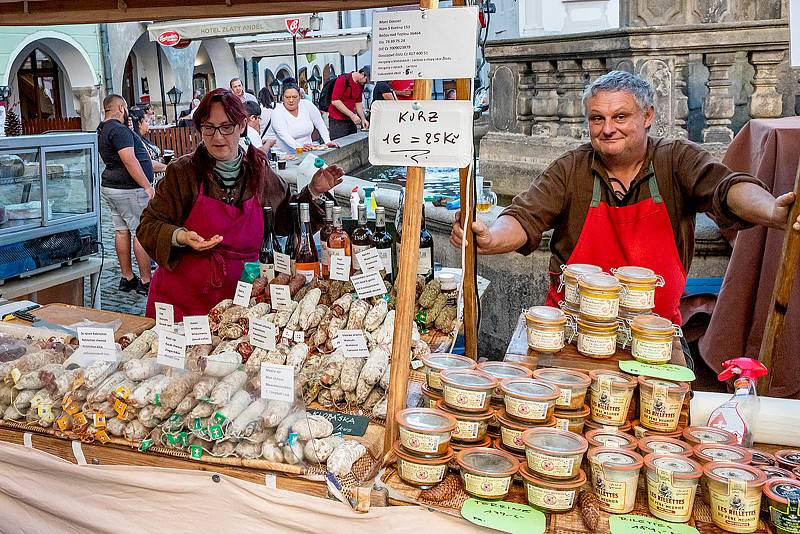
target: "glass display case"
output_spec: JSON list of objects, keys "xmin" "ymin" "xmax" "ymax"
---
[{"xmin": 0, "ymin": 132, "xmax": 99, "ymax": 281}]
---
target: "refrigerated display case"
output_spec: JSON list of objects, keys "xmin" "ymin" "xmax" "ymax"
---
[{"xmin": 0, "ymin": 132, "xmax": 99, "ymax": 282}]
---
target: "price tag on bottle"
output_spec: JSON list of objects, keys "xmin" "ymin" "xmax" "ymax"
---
[
  {"xmin": 335, "ymin": 330, "xmax": 370, "ymax": 358},
  {"xmin": 329, "ymin": 255, "xmax": 351, "ymax": 282},
  {"xmin": 355, "ymin": 247, "xmax": 383, "ymax": 274},
  {"xmin": 76, "ymin": 327, "xmax": 117, "ymax": 362},
  {"xmin": 351, "ymin": 271, "xmax": 387, "ymax": 299},
  {"xmin": 184, "ymin": 315, "xmax": 212, "ymax": 346},
  {"xmin": 233, "ymin": 280, "xmax": 253, "ymax": 307},
  {"xmin": 260, "ymin": 363, "xmax": 295, "ymax": 402},
  {"xmin": 250, "ymin": 317, "xmax": 276, "ymax": 351},
  {"xmin": 270, "ymin": 284, "xmax": 292, "ymax": 310},
  {"xmin": 155, "ymin": 302, "xmax": 175, "ymax": 332},
  {"xmin": 274, "ymin": 252, "xmax": 292, "ymax": 275},
  {"xmin": 157, "ymin": 330, "xmax": 187, "ymax": 369}
]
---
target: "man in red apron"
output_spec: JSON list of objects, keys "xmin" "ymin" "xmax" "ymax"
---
[{"xmin": 451, "ymin": 71, "xmax": 800, "ymax": 325}]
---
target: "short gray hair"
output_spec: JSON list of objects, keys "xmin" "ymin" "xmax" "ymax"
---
[{"xmin": 582, "ymin": 71, "xmax": 655, "ymax": 114}]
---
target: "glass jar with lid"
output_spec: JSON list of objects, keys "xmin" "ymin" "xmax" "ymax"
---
[
  {"xmin": 638, "ymin": 377, "xmax": 689, "ymax": 432},
  {"xmin": 561, "ymin": 264, "xmax": 603, "ymax": 306},
  {"xmin": 587, "ymin": 447, "xmax": 644, "ymax": 513},
  {"xmin": 612, "ymin": 265, "xmax": 665, "ymax": 312},
  {"xmin": 558, "ymin": 300, "xmax": 580, "ymax": 343},
  {"xmin": 525, "ymin": 306, "xmax": 571, "ymax": 353},
  {"xmin": 578, "ymin": 272, "xmax": 623, "ymax": 321},
  {"xmin": 576, "ymin": 317, "xmax": 619, "ymax": 359},
  {"xmin": 631, "ymin": 315, "xmax": 679, "ymax": 364}
]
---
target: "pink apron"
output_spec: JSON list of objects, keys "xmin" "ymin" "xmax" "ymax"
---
[{"xmin": 146, "ymin": 182, "xmax": 262, "ymax": 322}]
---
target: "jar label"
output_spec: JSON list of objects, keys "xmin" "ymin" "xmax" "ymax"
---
[
  {"xmin": 555, "ymin": 418, "xmax": 570, "ymax": 431},
  {"xmin": 399, "ymin": 460, "xmax": 446, "ymax": 485},
  {"xmin": 320, "ymin": 244, "xmax": 330, "ymax": 268},
  {"xmin": 505, "ymin": 396, "xmax": 550, "ymax": 421},
  {"xmin": 621, "ymin": 287, "xmax": 655, "ymax": 310},
  {"xmin": 527, "ymin": 484, "xmax": 576, "ymax": 511},
  {"xmin": 632, "ymin": 338, "xmax": 672, "ymax": 364},
  {"xmin": 526, "ymin": 327, "xmax": 565, "ymax": 351},
  {"xmin": 580, "ymin": 294, "xmax": 619, "ymax": 319},
  {"xmin": 454, "ymin": 420, "xmax": 481, "ymax": 441},
  {"xmin": 592, "ymin": 473, "xmax": 630, "ymax": 513},
  {"xmin": 500, "ymin": 426, "xmax": 526, "ymax": 451},
  {"xmin": 557, "ymin": 388, "xmax": 573, "ymax": 407},
  {"xmin": 770, "ymin": 506, "xmax": 800, "ymax": 533},
  {"xmin": 578, "ymin": 332, "xmax": 617, "ymax": 357},
  {"xmin": 590, "ymin": 387, "xmax": 632, "ymax": 426},
  {"xmin": 565, "ymin": 282, "xmax": 579, "ymax": 305},
  {"xmin": 526, "ymin": 450, "xmax": 576, "ymax": 477},
  {"xmin": 463, "ymin": 473, "xmax": 510, "ymax": 498},
  {"xmin": 709, "ymin": 486, "xmax": 760, "ymax": 532},
  {"xmin": 377, "ymin": 248, "xmax": 393, "ymax": 274},
  {"xmin": 427, "ymin": 370, "xmax": 442, "ymax": 391},
  {"xmin": 646, "ymin": 476, "xmax": 697, "ymax": 521},
  {"xmin": 443, "ymin": 386, "xmax": 487, "ymax": 410},
  {"xmin": 639, "ymin": 388, "xmax": 684, "ymax": 432},
  {"xmin": 399, "ymin": 427, "xmax": 441, "ymax": 454}
]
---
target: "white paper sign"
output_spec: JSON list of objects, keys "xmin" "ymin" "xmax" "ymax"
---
[
  {"xmin": 355, "ymin": 247, "xmax": 383, "ymax": 275},
  {"xmin": 336, "ymin": 330, "xmax": 370, "ymax": 358},
  {"xmin": 250, "ymin": 317, "xmax": 277, "ymax": 351},
  {"xmin": 270, "ymin": 284, "xmax": 292, "ymax": 310},
  {"xmin": 233, "ymin": 280, "xmax": 253, "ymax": 307},
  {"xmin": 184, "ymin": 315, "xmax": 212, "ymax": 346},
  {"xmin": 371, "ymin": 7, "xmax": 478, "ymax": 80},
  {"xmin": 155, "ymin": 302, "xmax": 175, "ymax": 332},
  {"xmin": 157, "ymin": 330, "xmax": 186, "ymax": 369},
  {"xmin": 368, "ymin": 101, "xmax": 474, "ymax": 168},
  {"xmin": 351, "ymin": 271, "xmax": 388, "ymax": 299},
  {"xmin": 260, "ymin": 363, "xmax": 294, "ymax": 402},
  {"xmin": 274, "ymin": 252, "xmax": 292, "ymax": 275},
  {"xmin": 76, "ymin": 327, "xmax": 117, "ymax": 362},
  {"xmin": 329, "ymin": 254, "xmax": 352, "ymax": 281}
]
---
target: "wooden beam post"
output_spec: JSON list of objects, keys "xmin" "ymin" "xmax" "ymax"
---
[
  {"xmin": 758, "ymin": 158, "xmax": 800, "ymax": 395},
  {"xmin": 384, "ymin": 0, "xmax": 438, "ymax": 455}
]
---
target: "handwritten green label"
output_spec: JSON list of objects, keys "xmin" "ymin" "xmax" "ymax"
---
[
  {"xmin": 461, "ymin": 498, "xmax": 545, "ymax": 534},
  {"xmin": 609, "ymin": 514, "xmax": 699, "ymax": 534},
  {"xmin": 619, "ymin": 360, "xmax": 696, "ymax": 382}
]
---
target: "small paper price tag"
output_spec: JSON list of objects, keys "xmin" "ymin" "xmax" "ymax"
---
[
  {"xmin": 157, "ymin": 330, "xmax": 187, "ymax": 369},
  {"xmin": 329, "ymin": 254, "xmax": 351, "ymax": 281},
  {"xmin": 260, "ymin": 363, "xmax": 295, "ymax": 402},
  {"xmin": 336, "ymin": 330, "xmax": 370, "ymax": 358},
  {"xmin": 270, "ymin": 284, "xmax": 292, "ymax": 310},
  {"xmin": 282, "ymin": 328, "xmax": 294, "ymax": 340},
  {"xmin": 355, "ymin": 247, "xmax": 383, "ymax": 274},
  {"xmin": 274, "ymin": 252, "xmax": 292, "ymax": 275},
  {"xmin": 184, "ymin": 315, "xmax": 212, "ymax": 346},
  {"xmin": 73, "ymin": 412, "xmax": 88, "ymax": 427},
  {"xmin": 351, "ymin": 271, "xmax": 388, "ymax": 299},
  {"xmin": 113, "ymin": 399, "xmax": 127, "ymax": 417},
  {"xmin": 249, "ymin": 317, "xmax": 277, "ymax": 351},
  {"xmin": 233, "ymin": 280, "xmax": 253, "ymax": 307},
  {"xmin": 155, "ymin": 302, "xmax": 175, "ymax": 332},
  {"xmin": 96, "ymin": 429, "xmax": 111, "ymax": 444},
  {"xmin": 77, "ymin": 327, "xmax": 117, "ymax": 362},
  {"xmin": 293, "ymin": 330, "xmax": 304, "ymax": 343}
]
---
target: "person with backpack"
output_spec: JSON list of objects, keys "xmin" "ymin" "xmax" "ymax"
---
[{"xmin": 322, "ymin": 66, "xmax": 370, "ymax": 140}]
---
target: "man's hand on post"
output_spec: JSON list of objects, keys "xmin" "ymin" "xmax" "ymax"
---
[
  {"xmin": 450, "ymin": 210, "xmax": 494, "ymax": 253},
  {"xmin": 771, "ymin": 192, "xmax": 800, "ymax": 231}
]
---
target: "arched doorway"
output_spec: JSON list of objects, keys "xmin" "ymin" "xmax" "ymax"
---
[
  {"xmin": 298, "ymin": 67, "xmax": 308, "ymax": 91},
  {"xmin": 193, "ymin": 43, "xmax": 215, "ymax": 98},
  {"xmin": 322, "ymin": 64, "xmax": 336, "ymax": 84},
  {"xmin": 16, "ymin": 48, "xmax": 62, "ymax": 121},
  {"xmin": 121, "ymin": 51, "xmax": 138, "ymax": 109}
]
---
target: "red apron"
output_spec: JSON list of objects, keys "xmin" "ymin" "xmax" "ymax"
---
[
  {"xmin": 146, "ymin": 182, "xmax": 262, "ymax": 322},
  {"xmin": 545, "ymin": 167, "xmax": 686, "ymax": 324}
]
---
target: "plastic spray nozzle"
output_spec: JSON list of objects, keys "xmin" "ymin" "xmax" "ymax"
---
[
  {"xmin": 718, "ymin": 357, "xmax": 768, "ymax": 381},
  {"xmin": 313, "ymin": 156, "xmax": 325, "ymax": 169}
]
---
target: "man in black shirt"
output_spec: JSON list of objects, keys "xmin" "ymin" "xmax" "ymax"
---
[
  {"xmin": 371, "ymin": 81, "xmax": 395, "ymax": 102},
  {"xmin": 98, "ymin": 94, "xmax": 154, "ymax": 294}
]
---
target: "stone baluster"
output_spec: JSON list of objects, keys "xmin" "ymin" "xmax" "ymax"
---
[
  {"xmin": 702, "ymin": 52, "xmax": 736, "ymax": 144},
  {"xmin": 556, "ymin": 60, "xmax": 586, "ymax": 139},
  {"xmin": 673, "ymin": 55, "xmax": 689, "ymax": 139},
  {"xmin": 749, "ymin": 50, "xmax": 785, "ymax": 119},
  {"xmin": 517, "ymin": 63, "xmax": 535, "ymax": 135},
  {"xmin": 530, "ymin": 61, "xmax": 560, "ymax": 137}
]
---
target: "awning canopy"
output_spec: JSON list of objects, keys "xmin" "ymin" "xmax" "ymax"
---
[
  {"xmin": 0, "ymin": 0, "xmax": 406, "ymax": 26},
  {"xmin": 147, "ymin": 15, "xmax": 310, "ymax": 42},
  {"xmin": 233, "ymin": 28, "xmax": 371, "ymax": 59}
]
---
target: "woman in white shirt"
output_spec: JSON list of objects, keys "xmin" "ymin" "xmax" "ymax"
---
[{"xmin": 267, "ymin": 84, "xmax": 337, "ymax": 154}]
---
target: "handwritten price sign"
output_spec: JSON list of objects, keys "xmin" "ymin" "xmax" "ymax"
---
[{"xmin": 368, "ymin": 100, "xmax": 473, "ymax": 168}]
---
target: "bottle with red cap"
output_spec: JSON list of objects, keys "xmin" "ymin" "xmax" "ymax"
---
[{"xmin": 707, "ymin": 357, "xmax": 768, "ymax": 448}]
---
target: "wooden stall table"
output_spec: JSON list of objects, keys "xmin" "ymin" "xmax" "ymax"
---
[{"xmin": 0, "ymin": 257, "xmax": 102, "ymax": 309}]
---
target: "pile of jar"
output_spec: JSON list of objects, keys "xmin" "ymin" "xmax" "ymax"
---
[{"xmin": 525, "ymin": 264, "xmax": 680, "ymax": 363}]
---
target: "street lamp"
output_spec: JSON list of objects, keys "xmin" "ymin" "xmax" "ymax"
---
[
  {"xmin": 310, "ymin": 13, "xmax": 323, "ymax": 32},
  {"xmin": 166, "ymin": 86, "xmax": 182, "ymax": 125},
  {"xmin": 270, "ymin": 79, "xmax": 282, "ymax": 102},
  {"xmin": 308, "ymin": 74, "xmax": 322, "ymax": 104}
]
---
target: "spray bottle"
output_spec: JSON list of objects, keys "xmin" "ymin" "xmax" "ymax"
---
[
  {"xmin": 707, "ymin": 357, "xmax": 768, "ymax": 447},
  {"xmin": 350, "ymin": 186, "xmax": 360, "ymax": 220}
]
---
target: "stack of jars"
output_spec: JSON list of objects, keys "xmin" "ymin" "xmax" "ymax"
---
[
  {"xmin": 533, "ymin": 368, "xmax": 592, "ymax": 434},
  {"xmin": 419, "ymin": 353, "xmax": 477, "ymax": 409},
  {"xmin": 392, "ymin": 407, "xmax": 458, "ymax": 490}
]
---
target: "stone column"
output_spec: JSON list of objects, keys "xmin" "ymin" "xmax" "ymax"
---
[
  {"xmin": 556, "ymin": 60, "xmax": 586, "ymax": 139},
  {"xmin": 489, "ymin": 62, "xmax": 522, "ymax": 134},
  {"xmin": 749, "ymin": 50, "xmax": 784, "ymax": 119},
  {"xmin": 702, "ymin": 52, "xmax": 736, "ymax": 143},
  {"xmin": 517, "ymin": 63, "xmax": 535, "ymax": 135},
  {"xmin": 530, "ymin": 61, "xmax": 560, "ymax": 137},
  {"xmin": 72, "ymin": 86, "xmax": 102, "ymax": 132},
  {"xmin": 673, "ymin": 55, "xmax": 689, "ymax": 139}
]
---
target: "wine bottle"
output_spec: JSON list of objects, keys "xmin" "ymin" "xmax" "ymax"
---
[
  {"xmin": 284, "ymin": 202, "xmax": 299, "ymax": 274},
  {"xmin": 418, "ymin": 205, "xmax": 434, "ymax": 281},
  {"xmin": 327, "ymin": 206, "xmax": 351, "ymax": 276},
  {"xmin": 319, "ymin": 200, "xmax": 335, "ymax": 278},
  {"xmin": 351, "ymin": 202, "xmax": 373, "ymax": 273},
  {"xmin": 294, "ymin": 203, "xmax": 320, "ymax": 282},
  {"xmin": 373, "ymin": 206, "xmax": 394, "ymax": 282},
  {"xmin": 259, "ymin": 206, "xmax": 281, "ymax": 281}
]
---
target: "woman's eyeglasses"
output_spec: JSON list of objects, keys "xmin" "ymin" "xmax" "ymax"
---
[{"xmin": 201, "ymin": 123, "xmax": 236, "ymax": 136}]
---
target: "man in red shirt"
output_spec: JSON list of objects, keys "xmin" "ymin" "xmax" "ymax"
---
[
  {"xmin": 328, "ymin": 66, "xmax": 370, "ymax": 140},
  {"xmin": 391, "ymin": 79, "xmax": 414, "ymax": 100}
]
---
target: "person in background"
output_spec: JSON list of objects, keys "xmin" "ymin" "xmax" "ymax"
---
[
  {"xmin": 257, "ymin": 86, "xmax": 276, "ymax": 134},
  {"xmin": 328, "ymin": 66, "xmax": 370, "ymax": 140},
  {"xmin": 97, "ymin": 94, "xmax": 154, "ymax": 295},
  {"xmin": 445, "ymin": 89, "xmax": 457, "ymax": 100},
  {"xmin": 129, "ymin": 107, "xmax": 167, "ymax": 174},
  {"xmin": 240, "ymin": 100, "xmax": 264, "ymax": 151},
  {"xmin": 230, "ymin": 78, "xmax": 258, "ymax": 104},
  {"xmin": 391, "ymin": 79, "xmax": 414, "ymax": 100},
  {"xmin": 267, "ymin": 83, "xmax": 337, "ymax": 154},
  {"xmin": 371, "ymin": 80, "xmax": 395, "ymax": 102},
  {"xmin": 141, "ymin": 103, "xmax": 156, "ymax": 125}
]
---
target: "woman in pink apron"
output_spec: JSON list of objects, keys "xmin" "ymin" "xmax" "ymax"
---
[{"xmin": 137, "ymin": 88, "xmax": 344, "ymax": 322}]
